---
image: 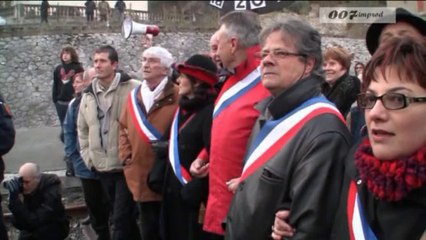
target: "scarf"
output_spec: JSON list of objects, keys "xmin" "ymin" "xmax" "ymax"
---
[
  {"xmin": 141, "ymin": 77, "xmax": 168, "ymax": 112},
  {"xmin": 355, "ymin": 138, "xmax": 426, "ymax": 201}
]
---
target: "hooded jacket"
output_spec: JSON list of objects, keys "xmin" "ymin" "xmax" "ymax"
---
[{"xmin": 78, "ymin": 72, "xmax": 141, "ymax": 172}]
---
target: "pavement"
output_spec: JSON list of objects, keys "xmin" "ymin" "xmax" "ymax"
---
[
  {"xmin": 4, "ymin": 126, "xmax": 67, "ymax": 174},
  {"xmin": 1, "ymin": 126, "xmax": 81, "ymax": 194}
]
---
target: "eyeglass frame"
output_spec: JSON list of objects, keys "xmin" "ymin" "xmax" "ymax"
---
[
  {"xmin": 357, "ymin": 92, "xmax": 426, "ymax": 110},
  {"xmin": 255, "ymin": 49, "xmax": 307, "ymax": 61}
]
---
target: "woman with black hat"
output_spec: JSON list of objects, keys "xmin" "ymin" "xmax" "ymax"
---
[{"xmin": 159, "ymin": 54, "xmax": 218, "ymax": 240}]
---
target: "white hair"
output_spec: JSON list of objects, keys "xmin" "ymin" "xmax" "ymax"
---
[
  {"xmin": 19, "ymin": 162, "xmax": 41, "ymax": 178},
  {"xmin": 143, "ymin": 46, "xmax": 174, "ymax": 68}
]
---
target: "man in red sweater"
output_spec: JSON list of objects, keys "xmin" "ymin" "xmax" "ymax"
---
[{"xmin": 190, "ymin": 10, "xmax": 270, "ymax": 240}]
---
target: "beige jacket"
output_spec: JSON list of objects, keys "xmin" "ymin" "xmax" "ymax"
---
[{"xmin": 77, "ymin": 73, "xmax": 141, "ymax": 172}]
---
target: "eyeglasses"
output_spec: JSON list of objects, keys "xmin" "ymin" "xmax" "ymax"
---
[
  {"xmin": 255, "ymin": 49, "xmax": 306, "ymax": 61},
  {"xmin": 357, "ymin": 92, "xmax": 426, "ymax": 110}
]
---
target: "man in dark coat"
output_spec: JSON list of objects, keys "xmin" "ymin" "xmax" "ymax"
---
[
  {"xmin": 40, "ymin": 0, "xmax": 49, "ymax": 23},
  {"xmin": 0, "ymin": 91, "xmax": 15, "ymax": 240},
  {"xmin": 5, "ymin": 162, "xmax": 69, "ymax": 240},
  {"xmin": 225, "ymin": 16, "xmax": 351, "ymax": 240},
  {"xmin": 85, "ymin": 0, "xmax": 96, "ymax": 23}
]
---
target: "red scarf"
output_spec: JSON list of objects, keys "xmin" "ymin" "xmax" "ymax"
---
[{"xmin": 355, "ymin": 138, "xmax": 426, "ymax": 201}]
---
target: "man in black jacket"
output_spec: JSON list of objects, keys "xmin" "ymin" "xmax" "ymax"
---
[
  {"xmin": 0, "ymin": 91, "xmax": 15, "ymax": 240},
  {"xmin": 225, "ymin": 16, "xmax": 351, "ymax": 240},
  {"xmin": 5, "ymin": 163, "xmax": 69, "ymax": 240}
]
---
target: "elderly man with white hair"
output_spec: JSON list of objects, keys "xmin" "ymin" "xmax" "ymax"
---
[
  {"xmin": 5, "ymin": 162, "xmax": 69, "ymax": 239},
  {"xmin": 118, "ymin": 46, "xmax": 179, "ymax": 240}
]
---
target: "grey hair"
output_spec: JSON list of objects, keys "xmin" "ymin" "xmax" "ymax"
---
[
  {"xmin": 83, "ymin": 67, "xmax": 96, "ymax": 82},
  {"xmin": 19, "ymin": 162, "xmax": 41, "ymax": 179},
  {"xmin": 259, "ymin": 16, "xmax": 323, "ymax": 79},
  {"xmin": 143, "ymin": 46, "xmax": 174, "ymax": 68},
  {"xmin": 219, "ymin": 10, "xmax": 261, "ymax": 49}
]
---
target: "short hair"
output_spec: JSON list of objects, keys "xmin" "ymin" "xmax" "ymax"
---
[
  {"xmin": 324, "ymin": 47, "xmax": 352, "ymax": 70},
  {"xmin": 19, "ymin": 162, "xmax": 41, "ymax": 179},
  {"xmin": 94, "ymin": 45, "xmax": 119, "ymax": 63},
  {"xmin": 259, "ymin": 17, "xmax": 323, "ymax": 79},
  {"xmin": 219, "ymin": 10, "xmax": 261, "ymax": 49},
  {"xmin": 83, "ymin": 67, "xmax": 96, "ymax": 82},
  {"xmin": 60, "ymin": 46, "xmax": 79, "ymax": 64},
  {"xmin": 362, "ymin": 36, "xmax": 426, "ymax": 91},
  {"xmin": 143, "ymin": 46, "xmax": 174, "ymax": 68},
  {"xmin": 354, "ymin": 62, "xmax": 365, "ymax": 73}
]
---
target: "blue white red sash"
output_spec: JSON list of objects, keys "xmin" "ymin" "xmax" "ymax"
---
[
  {"xmin": 240, "ymin": 96, "xmax": 343, "ymax": 181},
  {"xmin": 128, "ymin": 87, "xmax": 162, "ymax": 144},
  {"xmin": 168, "ymin": 108, "xmax": 193, "ymax": 185},
  {"xmin": 213, "ymin": 67, "xmax": 261, "ymax": 119},
  {"xmin": 347, "ymin": 181, "xmax": 377, "ymax": 240}
]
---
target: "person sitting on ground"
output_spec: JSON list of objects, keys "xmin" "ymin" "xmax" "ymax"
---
[{"xmin": 5, "ymin": 162, "xmax": 69, "ymax": 240}]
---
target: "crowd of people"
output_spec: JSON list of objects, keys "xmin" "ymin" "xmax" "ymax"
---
[{"xmin": 0, "ymin": 6, "xmax": 425, "ymax": 240}]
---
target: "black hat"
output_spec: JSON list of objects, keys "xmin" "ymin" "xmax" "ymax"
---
[
  {"xmin": 366, "ymin": 8, "xmax": 426, "ymax": 55},
  {"xmin": 177, "ymin": 54, "xmax": 218, "ymax": 86}
]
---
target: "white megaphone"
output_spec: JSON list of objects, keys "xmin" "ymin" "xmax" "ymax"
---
[{"xmin": 121, "ymin": 16, "xmax": 160, "ymax": 39}]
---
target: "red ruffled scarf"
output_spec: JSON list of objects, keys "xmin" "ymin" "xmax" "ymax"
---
[{"xmin": 355, "ymin": 138, "xmax": 426, "ymax": 201}]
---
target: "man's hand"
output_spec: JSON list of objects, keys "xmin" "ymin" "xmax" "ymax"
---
[
  {"xmin": 226, "ymin": 178, "xmax": 240, "ymax": 193},
  {"xmin": 271, "ymin": 210, "xmax": 296, "ymax": 240},
  {"xmin": 6, "ymin": 177, "xmax": 21, "ymax": 203},
  {"xmin": 190, "ymin": 158, "xmax": 209, "ymax": 178}
]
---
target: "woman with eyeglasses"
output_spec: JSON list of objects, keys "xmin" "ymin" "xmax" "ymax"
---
[
  {"xmin": 271, "ymin": 36, "xmax": 426, "ymax": 240},
  {"xmin": 329, "ymin": 36, "xmax": 426, "ymax": 240}
]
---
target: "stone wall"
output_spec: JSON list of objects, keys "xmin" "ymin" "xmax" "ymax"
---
[{"xmin": 0, "ymin": 30, "xmax": 371, "ymax": 129}]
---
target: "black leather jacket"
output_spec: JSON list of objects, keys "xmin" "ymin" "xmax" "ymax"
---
[{"xmin": 225, "ymin": 76, "xmax": 352, "ymax": 240}]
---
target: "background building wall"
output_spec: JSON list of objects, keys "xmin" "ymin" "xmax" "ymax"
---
[{"xmin": 10, "ymin": 0, "xmax": 148, "ymax": 11}]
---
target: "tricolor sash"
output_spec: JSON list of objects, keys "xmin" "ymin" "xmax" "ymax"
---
[
  {"xmin": 168, "ymin": 108, "xmax": 193, "ymax": 185},
  {"xmin": 347, "ymin": 181, "xmax": 377, "ymax": 240},
  {"xmin": 213, "ymin": 67, "xmax": 261, "ymax": 119},
  {"xmin": 128, "ymin": 86, "xmax": 162, "ymax": 144},
  {"xmin": 240, "ymin": 96, "xmax": 343, "ymax": 181}
]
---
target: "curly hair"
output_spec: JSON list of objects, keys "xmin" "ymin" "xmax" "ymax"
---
[{"xmin": 60, "ymin": 46, "xmax": 80, "ymax": 64}]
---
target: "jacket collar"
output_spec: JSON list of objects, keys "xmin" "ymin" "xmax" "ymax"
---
[
  {"xmin": 84, "ymin": 72, "xmax": 133, "ymax": 95},
  {"xmin": 263, "ymin": 75, "xmax": 323, "ymax": 119},
  {"xmin": 137, "ymin": 78, "xmax": 178, "ymax": 113},
  {"xmin": 225, "ymin": 45, "xmax": 261, "ymax": 79}
]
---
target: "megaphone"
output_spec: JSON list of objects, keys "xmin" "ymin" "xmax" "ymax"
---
[{"xmin": 121, "ymin": 16, "xmax": 160, "ymax": 39}]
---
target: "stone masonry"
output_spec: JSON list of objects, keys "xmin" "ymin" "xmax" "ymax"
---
[{"xmin": 0, "ymin": 26, "xmax": 371, "ymax": 129}]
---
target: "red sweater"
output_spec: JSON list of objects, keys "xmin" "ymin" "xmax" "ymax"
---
[{"xmin": 203, "ymin": 45, "xmax": 270, "ymax": 235}]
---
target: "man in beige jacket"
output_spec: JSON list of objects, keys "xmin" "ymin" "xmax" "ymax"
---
[{"xmin": 77, "ymin": 45, "xmax": 141, "ymax": 240}]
